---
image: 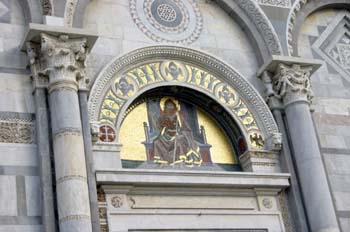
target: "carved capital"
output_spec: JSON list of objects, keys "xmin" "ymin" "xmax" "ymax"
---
[
  {"xmin": 260, "ymin": 71, "xmax": 283, "ymax": 110},
  {"xmin": 258, "ymin": 56, "xmax": 322, "ymax": 109},
  {"xmin": 40, "ymin": 33, "xmax": 88, "ymax": 93},
  {"xmin": 272, "ymin": 63, "xmax": 313, "ymax": 107},
  {"xmin": 26, "ymin": 42, "xmax": 49, "ymax": 90}
]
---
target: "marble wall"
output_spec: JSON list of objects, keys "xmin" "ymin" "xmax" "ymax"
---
[
  {"xmin": 297, "ymin": 9, "xmax": 350, "ymax": 232},
  {"xmin": 83, "ymin": 0, "xmax": 261, "ymax": 91},
  {"xmin": 0, "ymin": 1, "xmax": 42, "ymax": 231}
]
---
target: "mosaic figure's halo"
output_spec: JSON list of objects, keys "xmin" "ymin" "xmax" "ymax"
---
[{"xmin": 160, "ymin": 96, "xmax": 181, "ymax": 111}]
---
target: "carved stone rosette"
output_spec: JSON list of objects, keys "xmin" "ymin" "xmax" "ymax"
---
[{"xmin": 272, "ymin": 63, "xmax": 313, "ymax": 107}]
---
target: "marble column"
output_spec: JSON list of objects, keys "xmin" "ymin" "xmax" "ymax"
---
[
  {"xmin": 268, "ymin": 62, "xmax": 339, "ymax": 232},
  {"xmin": 79, "ymin": 90, "xmax": 101, "ymax": 232},
  {"xmin": 40, "ymin": 33, "xmax": 92, "ymax": 232},
  {"xmin": 261, "ymin": 71, "xmax": 309, "ymax": 232},
  {"xmin": 26, "ymin": 42, "xmax": 57, "ymax": 232}
]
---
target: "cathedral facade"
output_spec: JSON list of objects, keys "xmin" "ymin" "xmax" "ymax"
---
[{"xmin": 0, "ymin": 0, "xmax": 349, "ymax": 232}]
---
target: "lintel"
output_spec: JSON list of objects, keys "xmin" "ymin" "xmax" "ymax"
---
[{"xmin": 96, "ymin": 169, "xmax": 290, "ymax": 189}]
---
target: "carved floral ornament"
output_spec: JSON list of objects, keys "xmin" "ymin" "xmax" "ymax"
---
[{"xmin": 88, "ymin": 46, "xmax": 280, "ymax": 151}]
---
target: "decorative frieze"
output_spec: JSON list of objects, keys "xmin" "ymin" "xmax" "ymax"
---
[
  {"xmin": 0, "ymin": 112, "xmax": 35, "ymax": 144},
  {"xmin": 0, "ymin": 121, "xmax": 35, "ymax": 144}
]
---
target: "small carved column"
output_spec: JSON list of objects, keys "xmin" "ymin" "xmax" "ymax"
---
[
  {"xmin": 262, "ymin": 60, "xmax": 339, "ymax": 232},
  {"xmin": 40, "ymin": 33, "xmax": 93, "ymax": 232}
]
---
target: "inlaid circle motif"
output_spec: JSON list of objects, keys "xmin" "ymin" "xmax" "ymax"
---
[
  {"xmin": 130, "ymin": 0, "xmax": 202, "ymax": 44},
  {"xmin": 157, "ymin": 4, "xmax": 176, "ymax": 22}
]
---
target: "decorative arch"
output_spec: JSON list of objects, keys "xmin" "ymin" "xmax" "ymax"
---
[
  {"xmin": 88, "ymin": 46, "xmax": 279, "ymax": 152},
  {"xmin": 286, "ymin": 0, "xmax": 350, "ymax": 56}
]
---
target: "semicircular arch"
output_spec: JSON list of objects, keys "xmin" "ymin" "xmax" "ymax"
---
[{"xmin": 88, "ymin": 46, "xmax": 279, "ymax": 152}]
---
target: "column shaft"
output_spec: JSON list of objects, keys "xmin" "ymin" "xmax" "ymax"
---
[
  {"xmin": 40, "ymin": 33, "xmax": 93, "ymax": 232},
  {"xmin": 79, "ymin": 91, "xmax": 100, "ymax": 232},
  {"xmin": 272, "ymin": 109, "xmax": 309, "ymax": 232},
  {"xmin": 285, "ymin": 103, "xmax": 338, "ymax": 232},
  {"xmin": 34, "ymin": 88, "xmax": 57, "ymax": 232},
  {"xmin": 49, "ymin": 88, "xmax": 92, "ymax": 232}
]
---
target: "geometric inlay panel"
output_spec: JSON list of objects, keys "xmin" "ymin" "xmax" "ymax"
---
[
  {"xmin": 312, "ymin": 12, "xmax": 350, "ymax": 82},
  {"xmin": 130, "ymin": 0, "xmax": 202, "ymax": 44}
]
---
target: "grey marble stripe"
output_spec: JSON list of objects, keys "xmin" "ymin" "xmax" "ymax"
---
[
  {"xmin": 16, "ymin": 176, "xmax": 27, "ymax": 216},
  {"xmin": 0, "ymin": 112, "xmax": 35, "ymax": 122},
  {"xmin": 321, "ymin": 148, "xmax": 350, "ymax": 155},
  {"xmin": 337, "ymin": 211, "xmax": 350, "ymax": 218},
  {"xmin": 0, "ymin": 166, "xmax": 38, "ymax": 176},
  {"xmin": 0, "ymin": 67, "xmax": 30, "ymax": 75},
  {"xmin": 0, "ymin": 216, "xmax": 41, "ymax": 225}
]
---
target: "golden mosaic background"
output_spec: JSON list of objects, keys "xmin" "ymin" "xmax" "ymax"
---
[{"xmin": 119, "ymin": 102, "xmax": 237, "ymax": 164}]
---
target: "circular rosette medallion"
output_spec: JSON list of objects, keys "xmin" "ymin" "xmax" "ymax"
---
[
  {"xmin": 160, "ymin": 61, "xmax": 189, "ymax": 82},
  {"xmin": 214, "ymin": 83, "xmax": 238, "ymax": 106},
  {"xmin": 130, "ymin": 0, "xmax": 202, "ymax": 44},
  {"xmin": 112, "ymin": 75, "xmax": 138, "ymax": 99}
]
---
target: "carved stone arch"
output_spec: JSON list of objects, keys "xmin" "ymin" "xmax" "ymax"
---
[
  {"xmin": 88, "ymin": 46, "xmax": 280, "ymax": 154},
  {"xmin": 287, "ymin": 0, "xmax": 350, "ymax": 56},
  {"xmin": 216, "ymin": 0, "xmax": 283, "ymax": 63}
]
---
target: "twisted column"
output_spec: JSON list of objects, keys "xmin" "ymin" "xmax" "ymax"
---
[
  {"xmin": 40, "ymin": 33, "xmax": 92, "ymax": 232},
  {"xmin": 263, "ymin": 61, "xmax": 339, "ymax": 232}
]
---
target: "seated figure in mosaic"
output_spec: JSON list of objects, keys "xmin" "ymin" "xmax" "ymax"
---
[{"xmin": 153, "ymin": 98, "xmax": 202, "ymax": 166}]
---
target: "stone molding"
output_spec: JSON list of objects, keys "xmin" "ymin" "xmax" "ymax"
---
[
  {"xmin": 88, "ymin": 46, "xmax": 280, "ymax": 151},
  {"xmin": 64, "ymin": 0, "xmax": 77, "ymax": 27},
  {"xmin": 286, "ymin": 0, "xmax": 308, "ymax": 55},
  {"xmin": 96, "ymin": 169, "xmax": 290, "ymax": 188}
]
